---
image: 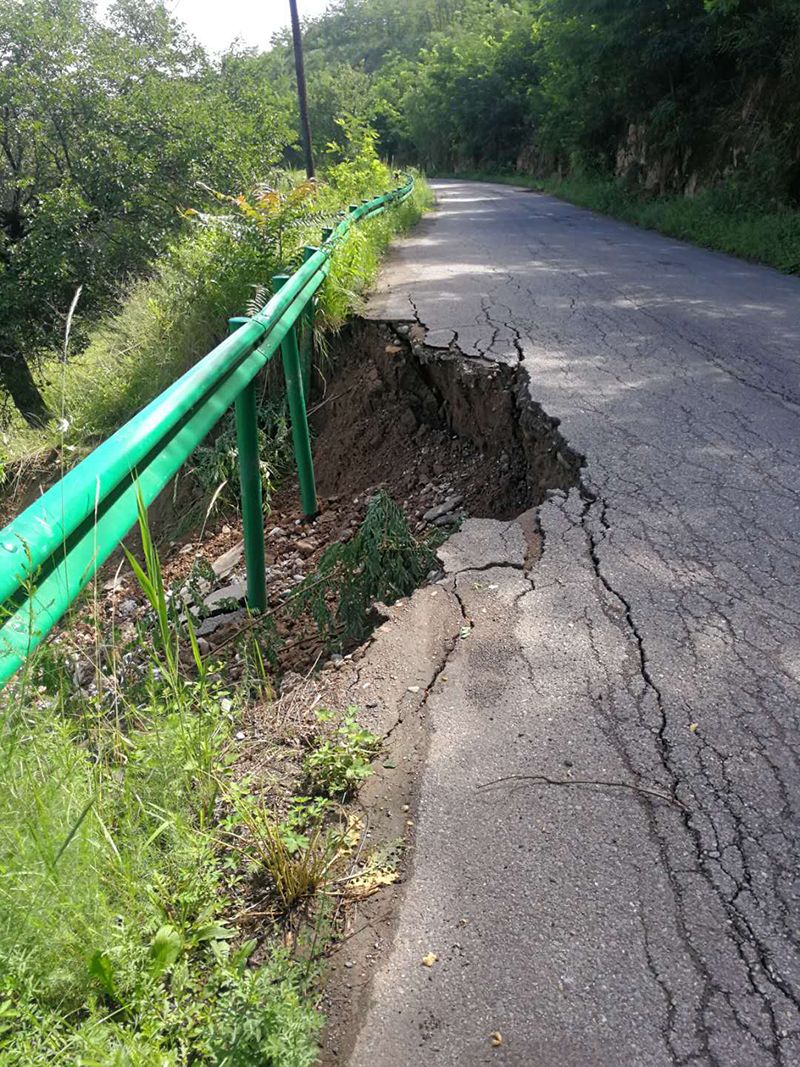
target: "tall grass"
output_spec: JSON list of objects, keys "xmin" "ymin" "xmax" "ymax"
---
[
  {"xmin": 0, "ymin": 507, "xmax": 322, "ymax": 1065},
  {"xmin": 446, "ymin": 170, "xmax": 800, "ymax": 274}
]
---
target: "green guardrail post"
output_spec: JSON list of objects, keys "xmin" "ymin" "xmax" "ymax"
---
[
  {"xmin": 301, "ymin": 246, "xmax": 318, "ymax": 394},
  {"xmin": 272, "ymin": 275, "xmax": 318, "ymax": 519},
  {"xmin": 228, "ymin": 316, "xmax": 267, "ymax": 612}
]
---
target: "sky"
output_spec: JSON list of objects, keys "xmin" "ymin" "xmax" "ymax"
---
[{"xmin": 101, "ymin": 0, "xmax": 336, "ymax": 55}]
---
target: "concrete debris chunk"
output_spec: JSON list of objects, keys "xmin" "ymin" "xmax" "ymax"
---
[
  {"xmin": 202, "ymin": 580, "xmax": 246, "ymax": 611},
  {"xmin": 196, "ymin": 608, "xmax": 248, "ymax": 638},
  {"xmin": 211, "ymin": 540, "xmax": 244, "ymax": 579}
]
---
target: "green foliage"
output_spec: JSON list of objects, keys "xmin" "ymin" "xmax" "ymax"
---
[
  {"xmin": 53, "ymin": 209, "xmax": 282, "ymax": 440},
  {"xmin": 0, "ymin": 0, "xmax": 295, "ymax": 422},
  {"xmin": 307, "ymin": 65, "xmax": 378, "ymax": 163},
  {"xmin": 188, "ymin": 173, "xmax": 329, "ymax": 264},
  {"xmin": 192, "ymin": 396, "xmax": 293, "ymax": 512},
  {"xmin": 325, "ymin": 117, "xmax": 390, "ymax": 202},
  {"xmin": 294, "ymin": 490, "xmax": 438, "ymax": 648},
  {"xmin": 280, "ymin": 796, "xmax": 332, "ymax": 854},
  {"xmin": 1, "ymin": 159, "xmax": 430, "ymax": 471},
  {"xmin": 304, "ymin": 708, "xmax": 380, "ymax": 799},
  {"xmin": 204, "ymin": 954, "xmax": 322, "ymax": 1067},
  {"xmin": 0, "ymin": 512, "xmax": 322, "ymax": 1064}
]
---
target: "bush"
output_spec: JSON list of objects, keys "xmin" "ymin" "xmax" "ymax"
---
[{"xmin": 294, "ymin": 490, "xmax": 438, "ymax": 647}]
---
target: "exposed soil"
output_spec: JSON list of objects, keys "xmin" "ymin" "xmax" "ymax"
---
[{"xmin": 311, "ymin": 318, "xmax": 581, "ymax": 524}]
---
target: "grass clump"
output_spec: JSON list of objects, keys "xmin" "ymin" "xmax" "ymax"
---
[
  {"xmin": 191, "ymin": 393, "xmax": 294, "ymax": 513},
  {"xmin": 224, "ymin": 791, "xmax": 339, "ymax": 912},
  {"xmin": 0, "ymin": 665, "xmax": 327, "ymax": 1065},
  {"xmin": 0, "ymin": 494, "xmax": 398, "ymax": 1062},
  {"xmin": 446, "ymin": 170, "xmax": 800, "ymax": 274}
]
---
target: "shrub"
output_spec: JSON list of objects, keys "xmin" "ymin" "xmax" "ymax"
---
[{"xmin": 304, "ymin": 708, "xmax": 380, "ymax": 799}]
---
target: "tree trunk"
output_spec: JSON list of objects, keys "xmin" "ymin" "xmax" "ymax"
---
[{"xmin": 0, "ymin": 351, "xmax": 51, "ymax": 427}]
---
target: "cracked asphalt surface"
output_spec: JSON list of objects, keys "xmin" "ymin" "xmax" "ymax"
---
[{"xmin": 344, "ymin": 182, "xmax": 800, "ymax": 1065}]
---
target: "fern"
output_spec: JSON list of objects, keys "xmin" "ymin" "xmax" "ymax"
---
[{"xmin": 294, "ymin": 491, "xmax": 436, "ymax": 648}]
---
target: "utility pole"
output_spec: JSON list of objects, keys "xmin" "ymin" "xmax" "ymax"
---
[{"xmin": 289, "ymin": 0, "xmax": 315, "ymax": 179}]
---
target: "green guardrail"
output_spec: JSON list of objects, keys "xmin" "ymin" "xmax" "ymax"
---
[{"xmin": 0, "ymin": 176, "xmax": 415, "ymax": 688}]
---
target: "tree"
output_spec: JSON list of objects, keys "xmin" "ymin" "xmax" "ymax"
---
[{"xmin": 0, "ymin": 0, "xmax": 295, "ymax": 425}]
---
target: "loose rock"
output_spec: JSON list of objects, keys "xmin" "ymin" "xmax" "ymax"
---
[{"xmin": 423, "ymin": 494, "xmax": 464, "ymax": 523}]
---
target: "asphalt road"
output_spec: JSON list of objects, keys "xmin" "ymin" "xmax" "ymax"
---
[{"xmin": 348, "ymin": 181, "xmax": 800, "ymax": 1066}]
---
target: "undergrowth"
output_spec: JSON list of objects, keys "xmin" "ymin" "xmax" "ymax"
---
[
  {"xmin": 447, "ymin": 170, "xmax": 800, "ymax": 274},
  {"xmin": 0, "ymin": 499, "xmax": 387, "ymax": 1064},
  {"xmin": 0, "ymin": 157, "xmax": 432, "ymax": 475},
  {"xmin": 191, "ymin": 390, "xmax": 294, "ymax": 512}
]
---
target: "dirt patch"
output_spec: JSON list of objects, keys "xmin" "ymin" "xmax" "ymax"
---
[{"xmin": 311, "ymin": 319, "xmax": 581, "ymax": 524}]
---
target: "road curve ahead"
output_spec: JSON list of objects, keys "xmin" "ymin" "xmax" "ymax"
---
[{"xmin": 350, "ymin": 182, "xmax": 800, "ymax": 1066}]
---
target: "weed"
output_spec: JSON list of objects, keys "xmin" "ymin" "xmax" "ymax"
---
[
  {"xmin": 294, "ymin": 490, "xmax": 437, "ymax": 647},
  {"xmin": 304, "ymin": 707, "xmax": 380, "ymax": 799},
  {"xmin": 281, "ymin": 796, "xmax": 332, "ymax": 854},
  {"xmin": 204, "ymin": 951, "xmax": 322, "ymax": 1067},
  {"xmin": 192, "ymin": 396, "xmax": 293, "ymax": 513}
]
